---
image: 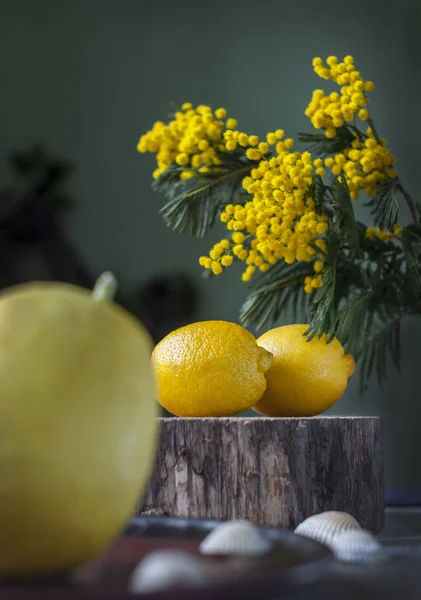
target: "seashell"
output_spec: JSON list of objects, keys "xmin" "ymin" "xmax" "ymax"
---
[
  {"xmin": 329, "ymin": 529, "xmax": 386, "ymax": 564},
  {"xmin": 294, "ymin": 511, "xmax": 361, "ymax": 548},
  {"xmin": 129, "ymin": 549, "xmax": 211, "ymax": 594},
  {"xmin": 199, "ymin": 519, "xmax": 272, "ymax": 556}
]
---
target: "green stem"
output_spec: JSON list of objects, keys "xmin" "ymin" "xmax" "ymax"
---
[
  {"xmin": 181, "ymin": 164, "xmax": 253, "ymax": 200},
  {"xmin": 348, "ymin": 123, "xmax": 367, "ymax": 140},
  {"xmin": 92, "ymin": 271, "xmax": 118, "ymax": 302},
  {"xmin": 366, "ymin": 116, "xmax": 381, "ymax": 145}
]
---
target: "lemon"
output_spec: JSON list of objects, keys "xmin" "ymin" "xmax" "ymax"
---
[
  {"xmin": 0, "ymin": 273, "xmax": 159, "ymax": 576},
  {"xmin": 152, "ymin": 320, "xmax": 272, "ymax": 417},
  {"xmin": 252, "ymin": 324, "xmax": 356, "ymax": 417}
]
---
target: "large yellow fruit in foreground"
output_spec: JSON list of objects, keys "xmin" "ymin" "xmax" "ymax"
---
[
  {"xmin": 253, "ymin": 324, "xmax": 356, "ymax": 417},
  {"xmin": 0, "ymin": 277, "xmax": 159, "ymax": 576},
  {"xmin": 152, "ymin": 320, "xmax": 273, "ymax": 417}
]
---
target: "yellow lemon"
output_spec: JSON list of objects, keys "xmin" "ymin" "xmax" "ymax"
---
[
  {"xmin": 152, "ymin": 320, "xmax": 272, "ymax": 417},
  {"xmin": 252, "ymin": 324, "xmax": 356, "ymax": 417},
  {"xmin": 0, "ymin": 274, "xmax": 159, "ymax": 576}
]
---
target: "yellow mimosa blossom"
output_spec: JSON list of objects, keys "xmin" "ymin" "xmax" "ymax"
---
[
  {"xmin": 137, "ymin": 104, "xmax": 236, "ymax": 178},
  {"xmin": 140, "ymin": 56, "xmax": 403, "ymax": 297}
]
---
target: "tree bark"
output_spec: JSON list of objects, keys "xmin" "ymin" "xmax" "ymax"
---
[{"xmin": 140, "ymin": 417, "xmax": 384, "ymax": 533}]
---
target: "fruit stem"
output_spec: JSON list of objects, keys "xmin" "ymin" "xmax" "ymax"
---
[{"xmin": 92, "ymin": 271, "xmax": 118, "ymax": 302}]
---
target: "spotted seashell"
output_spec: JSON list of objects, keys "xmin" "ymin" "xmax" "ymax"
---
[
  {"xmin": 294, "ymin": 511, "xmax": 361, "ymax": 548},
  {"xmin": 329, "ymin": 529, "xmax": 386, "ymax": 564},
  {"xmin": 199, "ymin": 519, "xmax": 272, "ymax": 556},
  {"xmin": 129, "ymin": 550, "xmax": 210, "ymax": 594}
]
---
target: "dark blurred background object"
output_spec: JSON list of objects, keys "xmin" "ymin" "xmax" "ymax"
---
[
  {"xmin": 0, "ymin": 146, "xmax": 200, "ymax": 359},
  {"xmin": 0, "ymin": 145, "xmax": 93, "ymax": 289},
  {"xmin": 135, "ymin": 273, "xmax": 198, "ymax": 343}
]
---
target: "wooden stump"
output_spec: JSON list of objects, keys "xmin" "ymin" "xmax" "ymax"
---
[{"xmin": 140, "ymin": 417, "xmax": 384, "ymax": 533}]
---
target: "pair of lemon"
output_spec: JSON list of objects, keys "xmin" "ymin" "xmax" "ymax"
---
[{"xmin": 152, "ymin": 320, "xmax": 356, "ymax": 418}]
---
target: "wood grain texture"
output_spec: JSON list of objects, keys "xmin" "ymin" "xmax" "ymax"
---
[{"xmin": 139, "ymin": 417, "xmax": 384, "ymax": 532}]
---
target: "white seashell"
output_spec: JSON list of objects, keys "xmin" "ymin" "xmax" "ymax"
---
[
  {"xmin": 199, "ymin": 519, "xmax": 272, "ymax": 556},
  {"xmin": 329, "ymin": 529, "xmax": 386, "ymax": 564},
  {"xmin": 129, "ymin": 550, "xmax": 210, "ymax": 594},
  {"xmin": 294, "ymin": 511, "xmax": 361, "ymax": 548}
]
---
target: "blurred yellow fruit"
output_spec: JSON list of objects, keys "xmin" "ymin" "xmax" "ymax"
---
[
  {"xmin": 253, "ymin": 324, "xmax": 356, "ymax": 417},
  {"xmin": 152, "ymin": 320, "xmax": 272, "ymax": 417},
  {"xmin": 0, "ymin": 276, "xmax": 159, "ymax": 576}
]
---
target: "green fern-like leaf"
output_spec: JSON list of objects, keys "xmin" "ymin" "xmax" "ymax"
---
[
  {"xmin": 335, "ymin": 291, "xmax": 374, "ymax": 358},
  {"xmin": 365, "ymin": 177, "xmax": 399, "ymax": 231},
  {"xmin": 330, "ymin": 176, "xmax": 360, "ymax": 255},
  {"xmin": 308, "ymin": 174, "xmax": 328, "ymax": 212},
  {"xmin": 333, "ymin": 257, "xmax": 406, "ymax": 391},
  {"xmin": 305, "ymin": 262, "xmax": 337, "ymax": 341},
  {"xmin": 298, "ymin": 126, "xmax": 355, "ymax": 156},
  {"xmin": 401, "ymin": 224, "xmax": 421, "ymax": 294},
  {"xmin": 240, "ymin": 261, "xmax": 314, "ymax": 331},
  {"xmin": 358, "ymin": 314, "xmax": 402, "ymax": 393},
  {"xmin": 152, "ymin": 154, "xmax": 253, "ymax": 237},
  {"xmin": 151, "ymin": 164, "xmax": 184, "ymax": 191},
  {"xmin": 304, "ymin": 227, "xmax": 343, "ymax": 341}
]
